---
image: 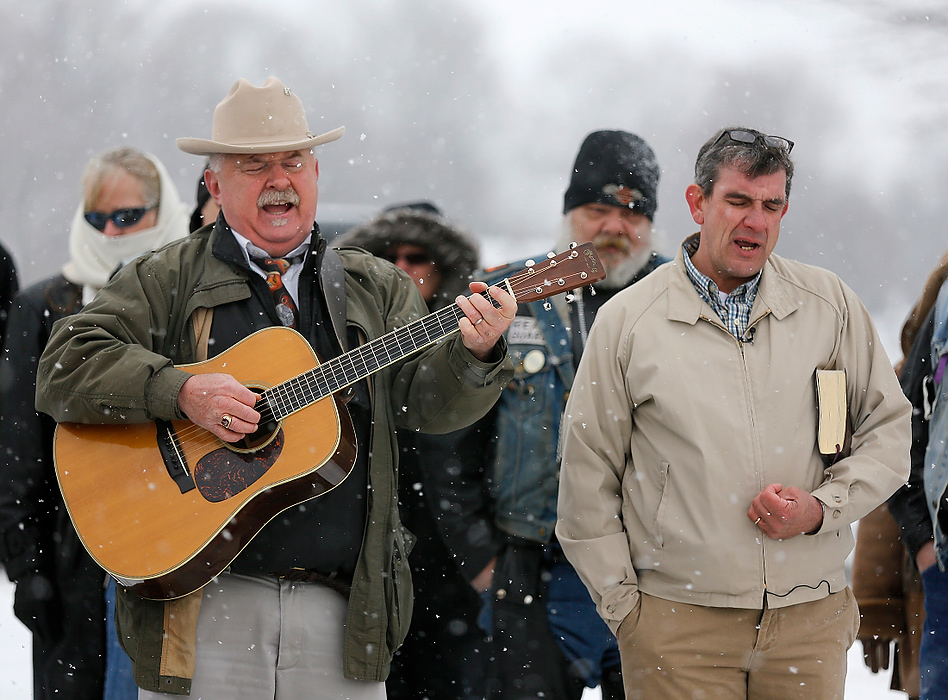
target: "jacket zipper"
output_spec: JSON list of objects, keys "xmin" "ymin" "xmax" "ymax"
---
[
  {"xmin": 738, "ymin": 316, "xmax": 770, "ymax": 599},
  {"xmin": 704, "ymin": 312, "xmax": 770, "ymax": 596}
]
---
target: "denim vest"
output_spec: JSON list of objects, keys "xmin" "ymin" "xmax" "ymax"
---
[
  {"xmin": 925, "ymin": 280, "xmax": 948, "ymax": 569},
  {"xmin": 481, "ymin": 259, "xmax": 575, "ymax": 543}
]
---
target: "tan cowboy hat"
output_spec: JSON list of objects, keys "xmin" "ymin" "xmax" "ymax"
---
[{"xmin": 177, "ymin": 77, "xmax": 345, "ymax": 155}]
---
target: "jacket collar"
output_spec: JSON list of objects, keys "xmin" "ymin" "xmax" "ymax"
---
[
  {"xmin": 666, "ymin": 233, "xmax": 798, "ymax": 326},
  {"xmin": 209, "ymin": 213, "xmax": 325, "ymax": 274}
]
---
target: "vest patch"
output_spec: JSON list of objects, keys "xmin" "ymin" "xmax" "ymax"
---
[{"xmin": 508, "ymin": 316, "xmax": 545, "ymax": 346}]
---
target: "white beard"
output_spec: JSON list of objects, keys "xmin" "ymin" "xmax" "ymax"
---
[
  {"xmin": 594, "ymin": 246, "xmax": 655, "ymax": 290},
  {"xmin": 554, "ymin": 216, "xmax": 657, "ymax": 291}
]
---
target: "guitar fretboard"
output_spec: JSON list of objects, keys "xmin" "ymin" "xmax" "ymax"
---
[
  {"xmin": 262, "ymin": 292, "xmax": 500, "ymax": 420},
  {"xmin": 256, "ymin": 242, "xmax": 603, "ymax": 420}
]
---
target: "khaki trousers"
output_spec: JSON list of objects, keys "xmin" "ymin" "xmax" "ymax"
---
[
  {"xmin": 139, "ymin": 572, "xmax": 385, "ymax": 700},
  {"xmin": 617, "ymin": 588, "xmax": 860, "ymax": 700}
]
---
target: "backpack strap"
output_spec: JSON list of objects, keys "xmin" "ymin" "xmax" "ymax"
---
[{"xmin": 190, "ymin": 307, "xmax": 213, "ymax": 362}]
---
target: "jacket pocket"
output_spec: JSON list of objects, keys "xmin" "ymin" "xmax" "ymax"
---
[
  {"xmin": 385, "ymin": 524, "xmax": 414, "ymax": 652},
  {"xmin": 652, "ymin": 461, "xmax": 672, "ymax": 549},
  {"xmin": 491, "ymin": 540, "xmax": 543, "ymax": 604},
  {"xmin": 616, "ymin": 591, "xmax": 643, "ymax": 644}
]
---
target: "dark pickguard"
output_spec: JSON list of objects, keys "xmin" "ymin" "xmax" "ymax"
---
[{"xmin": 193, "ymin": 430, "xmax": 285, "ymax": 502}]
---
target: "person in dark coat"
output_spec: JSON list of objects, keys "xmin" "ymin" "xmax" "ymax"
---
[
  {"xmin": 889, "ymin": 249, "xmax": 948, "ymax": 700},
  {"xmin": 336, "ymin": 203, "xmax": 500, "ymax": 700},
  {"xmin": 189, "ymin": 162, "xmax": 220, "ymax": 233},
  {"xmin": 0, "ymin": 241, "xmax": 18, "ymax": 344},
  {"xmin": 0, "ymin": 146, "xmax": 188, "ymax": 700},
  {"xmin": 851, "ymin": 253, "xmax": 948, "ymax": 700}
]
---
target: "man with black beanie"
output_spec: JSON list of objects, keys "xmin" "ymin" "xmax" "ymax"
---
[{"xmin": 477, "ymin": 130, "xmax": 668, "ymax": 700}]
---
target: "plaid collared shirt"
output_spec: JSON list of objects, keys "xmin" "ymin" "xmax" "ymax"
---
[{"xmin": 682, "ymin": 235, "xmax": 761, "ymax": 340}]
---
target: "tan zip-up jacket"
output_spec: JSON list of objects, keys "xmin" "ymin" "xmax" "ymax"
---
[{"xmin": 556, "ymin": 242, "xmax": 911, "ymax": 633}]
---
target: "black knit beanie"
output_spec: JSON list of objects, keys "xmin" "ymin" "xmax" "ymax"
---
[
  {"xmin": 563, "ymin": 130, "xmax": 660, "ymax": 220},
  {"xmin": 383, "ymin": 200, "xmax": 443, "ymax": 217}
]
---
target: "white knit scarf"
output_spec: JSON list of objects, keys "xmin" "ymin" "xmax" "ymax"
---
[{"xmin": 62, "ymin": 152, "xmax": 190, "ymax": 299}]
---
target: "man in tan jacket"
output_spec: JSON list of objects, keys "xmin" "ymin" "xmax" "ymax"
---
[{"xmin": 556, "ymin": 127, "xmax": 911, "ymax": 699}]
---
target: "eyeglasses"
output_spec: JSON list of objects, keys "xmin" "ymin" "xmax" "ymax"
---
[
  {"xmin": 84, "ymin": 206, "xmax": 156, "ymax": 232},
  {"xmin": 714, "ymin": 129, "xmax": 794, "ymax": 154},
  {"xmin": 382, "ymin": 251, "xmax": 432, "ymax": 266}
]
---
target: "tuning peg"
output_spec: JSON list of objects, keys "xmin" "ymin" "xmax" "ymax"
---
[
  {"xmin": 543, "ymin": 301, "xmax": 552, "ymax": 311},
  {"xmin": 565, "ymin": 293, "xmax": 575, "ymax": 303},
  {"xmin": 569, "ymin": 241, "xmax": 577, "ymax": 249},
  {"xmin": 588, "ymin": 285, "xmax": 596, "ymax": 296}
]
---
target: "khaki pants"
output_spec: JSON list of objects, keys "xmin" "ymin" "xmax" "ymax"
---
[
  {"xmin": 617, "ymin": 589, "xmax": 860, "ymax": 700},
  {"xmin": 139, "ymin": 572, "xmax": 385, "ymax": 700}
]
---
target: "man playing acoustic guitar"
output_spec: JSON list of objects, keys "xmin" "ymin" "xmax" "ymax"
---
[{"xmin": 35, "ymin": 77, "xmax": 518, "ymax": 699}]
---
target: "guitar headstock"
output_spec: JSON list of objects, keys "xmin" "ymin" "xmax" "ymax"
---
[{"xmin": 506, "ymin": 242, "xmax": 606, "ymax": 304}]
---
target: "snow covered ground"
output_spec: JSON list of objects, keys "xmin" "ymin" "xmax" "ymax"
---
[{"xmin": 0, "ymin": 575, "xmax": 908, "ymax": 698}]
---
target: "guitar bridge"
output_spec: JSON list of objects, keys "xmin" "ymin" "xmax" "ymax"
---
[{"xmin": 156, "ymin": 420, "xmax": 196, "ymax": 494}]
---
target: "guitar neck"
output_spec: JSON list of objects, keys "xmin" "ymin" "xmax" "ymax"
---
[
  {"xmin": 263, "ymin": 288, "xmax": 505, "ymax": 420},
  {"xmin": 261, "ymin": 242, "xmax": 605, "ymax": 420}
]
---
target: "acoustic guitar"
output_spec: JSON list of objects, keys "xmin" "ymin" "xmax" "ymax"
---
[{"xmin": 54, "ymin": 243, "xmax": 604, "ymax": 599}]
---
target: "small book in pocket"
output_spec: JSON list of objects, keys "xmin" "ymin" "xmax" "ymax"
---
[{"xmin": 815, "ymin": 368, "xmax": 852, "ymax": 465}]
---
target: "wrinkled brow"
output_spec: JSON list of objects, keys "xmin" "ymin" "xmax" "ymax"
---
[{"xmin": 724, "ymin": 189, "xmax": 786, "ymax": 208}]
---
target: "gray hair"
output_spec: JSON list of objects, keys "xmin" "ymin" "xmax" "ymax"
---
[
  {"xmin": 207, "ymin": 153, "xmax": 225, "ymax": 173},
  {"xmin": 694, "ymin": 127, "xmax": 794, "ymax": 200},
  {"xmin": 83, "ymin": 147, "xmax": 160, "ymax": 210}
]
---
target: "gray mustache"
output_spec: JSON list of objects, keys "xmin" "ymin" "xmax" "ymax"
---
[{"xmin": 257, "ymin": 188, "xmax": 300, "ymax": 207}]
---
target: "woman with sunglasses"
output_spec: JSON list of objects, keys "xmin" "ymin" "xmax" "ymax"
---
[{"xmin": 0, "ymin": 147, "xmax": 188, "ymax": 700}]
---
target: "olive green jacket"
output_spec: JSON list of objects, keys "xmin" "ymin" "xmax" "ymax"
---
[{"xmin": 36, "ymin": 225, "xmax": 512, "ymax": 693}]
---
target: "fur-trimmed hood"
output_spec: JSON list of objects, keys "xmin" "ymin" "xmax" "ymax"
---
[{"xmin": 334, "ymin": 208, "xmax": 480, "ymax": 311}]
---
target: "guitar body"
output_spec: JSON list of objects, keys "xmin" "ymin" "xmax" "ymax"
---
[{"xmin": 53, "ymin": 327, "xmax": 356, "ymax": 600}]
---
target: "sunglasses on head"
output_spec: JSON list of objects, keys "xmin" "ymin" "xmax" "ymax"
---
[
  {"xmin": 714, "ymin": 129, "xmax": 794, "ymax": 154},
  {"xmin": 382, "ymin": 251, "xmax": 431, "ymax": 265},
  {"xmin": 84, "ymin": 206, "xmax": 156, "ymax": 232}
]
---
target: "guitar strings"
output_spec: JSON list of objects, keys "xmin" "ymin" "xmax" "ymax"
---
[
  {"xmin": 168, "ymin": 265, "xmax": 587, "ymax": 455},
  {"xmin": 168, "ymin": 253, "xmax": 591, "ymax": 455},
  {"xmin": 169, "ymin": 261, "xmax": 590, "ymax": 453}
]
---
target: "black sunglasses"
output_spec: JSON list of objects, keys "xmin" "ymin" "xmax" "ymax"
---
[
  {"xmin": 382, "ymin": 251, "xmax": 431, "ymax": 266},
  {"xmin": 714, "ymin": 129, "xmax": 794, "ymax": 154},
  {"xmin": 84, "ymin": 206, "xmax": 156, "ymax": 232}
]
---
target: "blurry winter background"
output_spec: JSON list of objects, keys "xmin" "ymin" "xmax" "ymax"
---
[{"xmin": 2, "ymin": 0, "xmax": 944, "ymax": 696}]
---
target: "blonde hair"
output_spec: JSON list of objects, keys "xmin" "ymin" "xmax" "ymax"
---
[{"xmin": 82, "ymin": 147, "xmax": 160, "ymax": 211}]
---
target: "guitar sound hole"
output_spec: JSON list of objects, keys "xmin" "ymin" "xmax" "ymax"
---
[{"xmin": 236, "ymin": 390, "xmax": 279, "ymax": 452}]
